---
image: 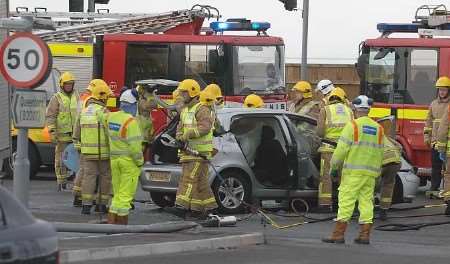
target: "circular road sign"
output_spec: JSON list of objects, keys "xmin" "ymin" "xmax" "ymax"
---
[{"xmin": 0, "ymin": 32, "xmax": 52, "ymax": 89}]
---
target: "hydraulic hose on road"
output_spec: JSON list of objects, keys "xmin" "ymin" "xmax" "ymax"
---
[{"xmin": 53, "ymin": 221, "xmax": 199, "ymax": 234}]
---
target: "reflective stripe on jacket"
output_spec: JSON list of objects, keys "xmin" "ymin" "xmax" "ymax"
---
[
  {"xmin": 324, "ymin": 102, "xmax": 354, "ymax": 141},
  {"xmin": 181, "ymin": 102, "xmax": 213, "ymax": 153},
  {"xmin": 80, "ymin": 103, "xmax": 109, "ymax": 159}
]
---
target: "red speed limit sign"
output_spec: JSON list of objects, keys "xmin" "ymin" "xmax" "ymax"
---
[{"xmin": 0, "ymin": 32, "xmax": 52, "ymax": 89}]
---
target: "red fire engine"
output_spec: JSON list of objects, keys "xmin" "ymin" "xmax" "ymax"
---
[{"xmin": 357, "ymin": 4, "xmax": 450, "ymax": 179}]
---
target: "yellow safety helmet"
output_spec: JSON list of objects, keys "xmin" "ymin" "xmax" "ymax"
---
[
  {"xmin": 243, "ymin": 94, "xmax": 264, "ymax": 108},
  {"xmin": 292, "ymin": 81, "xmax": 312, "ymax": 98},
  {"xmin": 328, "ymin": 88, "xmax": 346, "ymax": 103},
  {"xmin": 177, "ymin": 79, "xmax": 201, "ymax": 98},
  {"xmin": 88, "ymin": 79, "xmax": 113, "ymax": 101},
  {"xmin": 436, "ymin": 76, "xmax": 450, "ymax": 88},
  {"xmin": 204, "ymin": 83, "xmax": 223, "ymax": 100},
  {"xmin": 199, "ymin": 89, "xmax": 216, "ymax": 106},
  {"xmin": 333, "ymin": 87, "xmax": 347, "ymax": 99},
  {"xmin": 59, "ymin": 72, "xmax": 75, "ymax": 87}
]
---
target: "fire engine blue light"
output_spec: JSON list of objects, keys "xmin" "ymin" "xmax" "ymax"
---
[
  {"xmin": 210, "ymin": 21, "xmax": 271, "ymax": 32},
  {"xmin": 377, "ymin": 23, "xmax": 420, "ymax": 33}
]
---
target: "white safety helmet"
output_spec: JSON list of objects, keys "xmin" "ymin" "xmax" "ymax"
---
[
  {"xmin": 120, "ymin": 89, "xmax": 137, "ymax": 104},
  {"xmin": 352, "ymin": 95, "xmax": 373, "ymax": 110},
  {"xmin": 316, "ymin": 79, "xmax": 334, "ymax": 95}
]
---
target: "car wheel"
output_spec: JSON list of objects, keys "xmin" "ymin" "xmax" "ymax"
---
[
  {"xmin": 2, "ymin": 138, "xmax": 41, "ymax": 179},
  {"xmin": 212, "ymin": 170, "xmax": 251, "ymax": 214},
  {"xmin": 150, "ymin": 192, "xmax": 175, "ymax": 208}
]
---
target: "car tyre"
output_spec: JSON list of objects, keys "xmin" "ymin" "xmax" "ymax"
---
[
  {"xmin": 212, "ymin": 170, "xmax": 251, "ymax": 214},
  {"xmin": 150, "ymin": 192, "xmax": 175, "ymax": 208},
  {"xmin": 2, "ymin": 138, "xmax": 41, "ymax": 179}
]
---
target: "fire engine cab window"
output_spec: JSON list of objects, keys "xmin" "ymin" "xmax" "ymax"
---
[
  {"xmin": 405, "ymin": 49, "xmax": 438, "ymax": 105},
  {"xmin": 234, "ymin": 46, "xmax": 285, "ymax": 95},
  {"xmin": 185, "ymin": 45, "xmax": 224, "ymax": 88},
  {"xmin": 365, "ymin": 48, "xmax": 395, "ymax": 103},
  {"xmin": 126, "ymin": 45, "xmax": 169, "ymax": 87}
]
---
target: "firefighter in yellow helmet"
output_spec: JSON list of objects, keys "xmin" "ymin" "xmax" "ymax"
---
[
  {"xmin": 316, "ymin": 88, "xmax": 354, "ymax": 212},
  {"xmin": 288, "ymin": 81, "xmax": 320, "ymax": 119},
  {"xmin": 425, "ymin": 76, "xmax": 450, "ymax": 198},
  {"xmin": 244, "ymin": 94, "xmax": 264, "ymax": 108},
  {"xmin": 73, "ymin": 79, "xmax": 113, "ymax": 215},
  {"xmin": 323, "ymin": 95, "xmax": 384, "ymax": 245},
  {"xmin": 175, "ymin": 79, "xmax": 218, "ymax": 218},
  {"xmin": 106, "ymin": 89, "xmax": 143, "ymax": 225},
  {"xmin": 377, "ymin": 116, "xmax": 402, "ymax": 221},
  {"xmin": 333, "ymin": 87, "xmax": 351, "ymax": 107},
  {"xmin": 203, "ymin": 84, "xmax": 225, "ymax": 135},
  {"xmin": 72, "ymin": 84, "xmax": 94, "ymax": 207},
  {"xmin": 435, "ymin": 76, "xmax": 450, "ymax": 215},
  {"xmin": 204, "ymin": 84, "xmax": 224, "ymax": 107},
  {"xmin": 46, "ymin": 72, "xmax": 79, "ymax": 191}
]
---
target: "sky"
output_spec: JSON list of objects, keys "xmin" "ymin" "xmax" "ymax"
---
[{"xmin": 8, "ymin": 0, "xmax": 448, "ymax": 64}]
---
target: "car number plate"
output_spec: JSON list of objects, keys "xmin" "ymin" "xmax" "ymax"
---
[{"xmin": 148, "ymin": 171, "xmax": 171, "ymax": 182}]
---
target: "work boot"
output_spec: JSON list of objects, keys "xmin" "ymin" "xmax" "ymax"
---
[
  {"xmin": 378, "ymin": 209, "xmax": 388, "ymax": 221},
  {"xmin": 322, "ymin": 221, "xmax": 347, "ymax": 244},
  {"xmin": 354, "ymin": 224, "xmax": 372, "ymax": 244},
  {"xmin": 94, "ymin": 204, "xmax": 108, "ymax": 214},
  {"xmin": 81, "ymin": 205, "xmax": 92, "ymax": 215},
  {"xmin": 107, "ymin": 212, "xmax": 117, "ymax": 224},
  {"xmin": 445, "ymin": 201, "xmax": 450, "ymax": 216},
  {"xmin": 73, "ymin": 195, "xmax": 82, "ymax": 207},
  {"xmin": 116, "ymin": 215, "xmax": 128, "ymax": 225}
]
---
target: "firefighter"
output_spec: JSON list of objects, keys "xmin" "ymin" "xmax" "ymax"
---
[
  {"xmin": 204, "ymin": 83, "xmax": 224, "ymax": 108},
  {"xmin": 175, "ymin": 79, "xmax": 218, "ymax": 218},
  {"xmin": 316, "ymin": 89, "xmax": 354, "ymax": 212},
  {"xmin": 435, "ymin": 76, "xmax": 450, "ymax": 215},
  {"xmin": 288, "ymin": 81, "xmax": 320, "ymax": 119},
  {"xmin": 46, "ymin": 72, "xmax": 79, "ymax": 191},
  {"xmin": 378, "ymin": 116, "xmax": 402, "ymax": 221},
  {"xmin": 243, "ymin": 94, "xmax": 264, "ymax": 108},
  {"xmin": 106, "ymin": 89, "xmax": 143, "ymax": 225},
  {"xmin": 203, "ymin": 84, "xmax": 225, "ymax": 135},
  {"xmin": 72, "ymin": 85, "xmax": 93, "ymax": 207},
  {"xmin": 315, "ymin": 79, "xmax": 335, "ymax": 107},
  {"xmin": 73, "ymin": 79, "xmax": 113, "ymax": 215},
  {"xmin": 424, "ymin": 76, "xmax": 450, "ymax": 198},
  {"xmin": 136, "ymin": 84, "xmax": 157, "ymax": 150},
  {"xmin": 322, "ymin": 95, "xmax": 384, "ymax": 245},
  {"xmin": 333, "ymin": 87, "xmax": 351, "ymax": 107}
]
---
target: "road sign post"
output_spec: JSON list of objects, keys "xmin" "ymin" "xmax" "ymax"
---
[{"xmin": 0, "ymin": 28, "xmax": 52, "ymax": 207}]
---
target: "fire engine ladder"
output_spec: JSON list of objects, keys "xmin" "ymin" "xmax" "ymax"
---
[
  {"xmin": 11, "ymin": 6, "xmax": 218, "ymax": 42},
  {"xmin": 377, "ymin": 4, "xmax": 450, "ymax": 37}
]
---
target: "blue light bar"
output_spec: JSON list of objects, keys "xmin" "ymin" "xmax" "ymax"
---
[
  {"xmin": 377, "ymin": 23, "xmax": 420, "ymax": 33},
  {"xmin": 210, "ymin": 20, "xmax": 271, "ymax": 32}
]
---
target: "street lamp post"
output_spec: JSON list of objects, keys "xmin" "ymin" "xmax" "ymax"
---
[{"xmin": 300, "ymin": 0, "xmax": 309, "ymax": 81}]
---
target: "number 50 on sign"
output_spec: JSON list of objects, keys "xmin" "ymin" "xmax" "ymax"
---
[{"xmin": 0, "ymin": 32, "xmax": 52, "ymax": 89}]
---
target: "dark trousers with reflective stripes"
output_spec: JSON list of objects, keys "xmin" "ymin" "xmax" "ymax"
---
[
  {"xmin": 81, "ymin": 159, "xmax": 112, "ymax": 205},
  {"xmin": 380, "ymin": 163, "xmax": 401, "ymax": 209},
  {"xmin": 431, "ymin": 148, "xmax": 443, "ymax": 191}
]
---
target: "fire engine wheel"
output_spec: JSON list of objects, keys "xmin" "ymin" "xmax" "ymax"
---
[
  {"xmin": 2, "ymin": 138, "xmax": 40, "ymax": 179},
  {"xmin": 212, "ymin": 170, "xmax": 251, "ymax": 214},
  {"xmin": 150, "ymin": 192, "xmax": 175, "ymax": 208}
]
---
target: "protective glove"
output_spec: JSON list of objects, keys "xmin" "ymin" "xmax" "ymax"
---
[
  {"xmin": 439, "ymin": 152, "xmax": 446, "ymax": 162},
  {"xmin": 330, "ymin": 169, "xmax": 339, "ymax": 182}
]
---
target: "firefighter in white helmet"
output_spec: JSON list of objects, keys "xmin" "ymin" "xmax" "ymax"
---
[
  {"xmin": 316, "ymin": 79, "xmax": 335, "ymax": 107},
  {"xmin": 322, "ymin": 95, "xmax": 384, "ymax": 245},
  {"xmin": 46, "ymin": 72, "xmax": 79, "ymax": 191}
]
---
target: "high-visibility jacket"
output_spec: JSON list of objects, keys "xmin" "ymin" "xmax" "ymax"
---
[
  {"xmin": 181, "ymin": 102, "xmax": 213, "ymax": 153},
  {"xmin": 106, "ymin": 110, "xmax": 144, "ymax": 166},
  {"xmin": 324, "ymin": 103, "xmax": 354, "ymax": 141},
  {"xmin": 424, "ymin": 98, "xmax": 449, "ymax": 146},
  {"xmin": 137, "ymin": 94, "xmax": 156, "ymax": 143},
  {"xmin": 382, "ymin": 136, "xmax": 401, "ymax": 166},
  {"xmin": 331, "ymin": 116, "xmax": 384, "ymax": 178},
  {"xmin": 47, "ymin": 91, "xmax": 79, "ymax": 141},
  {"xmin": 79, "ymin": 103, "xmax": 109, "ymax": 160}
]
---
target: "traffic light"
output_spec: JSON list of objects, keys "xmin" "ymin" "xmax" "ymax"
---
[
  {"xmin": 278, "ymin": 0, "xmax": 297, "ymax": 11},
  {"xmin": 69, "ymin": 0, "xmax": 84, "ymax": 12}
]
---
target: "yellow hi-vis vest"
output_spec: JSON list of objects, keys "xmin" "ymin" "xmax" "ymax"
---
[
  {"xmin": 297, "ymin": 100, "xmax": 319, "ymax": 116},
  {"xmin": 331, "ymin": 116, "xmax": 384, "ymax": 178},
  {"xmin": 55, "ymin": 91, "xmax": 79, "ymax": 141},
  {"xmin": 324, "ymin": 102, "xmax": 354, "ymax": 141},
  {"xmin": 80, "ymin": 103, "xmax": 109, "ymax": 159},
  {"xmin": 382, "ymin": 136, "xmax": 401, "ymax": 166},
  {"xmin": 180, "ymin": 102, "xmax": 213, "ymax": 154},
  {"xmin": 106, "ymin": 111, "xmax": 144, "ymax": 166}
]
